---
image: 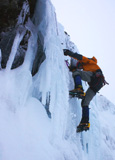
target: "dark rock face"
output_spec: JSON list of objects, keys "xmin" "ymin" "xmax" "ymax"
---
[
  {"xmin": 28, "ymin": 0, "xmax": 37, "ymax": 18},
  {"xmin": 0, "ymin": 1, "xmax": 23, "ymax": 68},
  {"xmin": 0, "ymin": 29, "xmax": 16, "ymax": 68},
  {"xmin": 0, "ymin": 0, "xmax": 46, "ymax": 76},
  {"xmin": 0, "ymin": 0, "xmax": 36, "ymax": 32},
  {"xmin": 32, "ymin": 36, "xmax": 45, "ymax": 76},
  {"xmin": 0, "ymin": 0, "xmax": 24, "ymax": 33},
  {"xmin": 0, "ymin": 0, "xmax": 30, "ymax": 69}
]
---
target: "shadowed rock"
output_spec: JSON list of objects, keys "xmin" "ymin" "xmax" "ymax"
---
[{"xmin": 0, "ymin": 0, "xmax": 46, "ymax": 76}]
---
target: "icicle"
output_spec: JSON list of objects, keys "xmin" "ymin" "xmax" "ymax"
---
[
  {"xmin": 6, "ymin": 0, "xmax": 30, "ymax": 71},
  {"xmin": 17, "ymin": 0, "xmax": 30, "ymax": 26},
  {"xmin": 6, "ymin": 30, "xmax": 26, "ymax": 71},
  {"xmin": 54, "ymin": 12, "xmax": 59, "ymax": 35}
]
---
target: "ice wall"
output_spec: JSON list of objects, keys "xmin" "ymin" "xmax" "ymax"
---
[{"xmin": 0, "ymin": 0, "xmax": 115, "ymax": 160}]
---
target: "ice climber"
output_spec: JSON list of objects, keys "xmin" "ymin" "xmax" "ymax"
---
[{"xmin": 63, "ymin": 49, "xmax": 108, "ymax": 132}]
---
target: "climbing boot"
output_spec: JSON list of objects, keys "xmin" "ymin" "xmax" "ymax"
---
[
  {"xmin": 77, "ymin": 117, "xmax": 90, "ymax": 132},
  {"xmin": 77, "ymin": 106, "xmax": 90, "ymax": 132},
  {"xmin": 69, "ymin": 85, "xmax": 85, "ymax": 96}
]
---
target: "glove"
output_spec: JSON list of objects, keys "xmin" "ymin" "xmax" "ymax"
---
[
  {"xmin": 69, "ymin": 66, "xmax": 76, "ymax": 71},
  {"xmin": 63, "ymin": 49, "xmax": 72, "ymax": 56}
]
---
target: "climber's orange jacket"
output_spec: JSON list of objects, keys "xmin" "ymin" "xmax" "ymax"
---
[{"xmin": 79, "ymin": 56, "xmax": 100, "ymax": 72}]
